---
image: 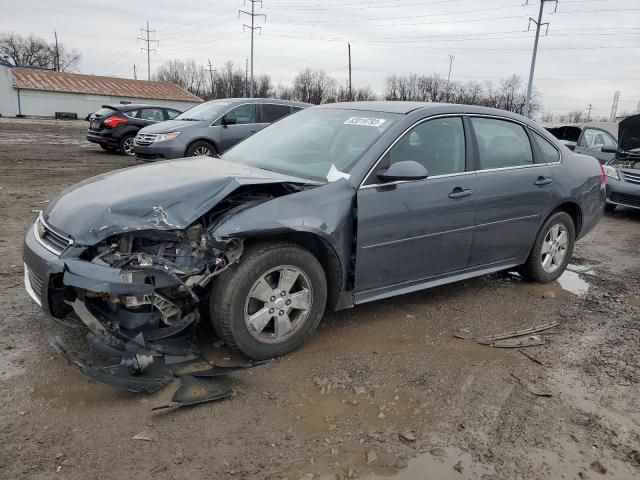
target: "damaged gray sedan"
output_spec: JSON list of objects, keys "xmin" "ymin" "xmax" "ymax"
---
[{"xmin": 24, "ymin": 102, "xmax": 605, "ymax": 366}]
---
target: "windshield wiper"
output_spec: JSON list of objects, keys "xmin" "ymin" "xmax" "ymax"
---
[{"xmin": 177, "ymin": 118, "xmax": 200, "ymax": 121}]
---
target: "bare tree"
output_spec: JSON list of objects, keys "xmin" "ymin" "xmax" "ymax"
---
[
  {"xmin": 254, "ymin": 74, "xmax": 273, "ymax": 98},
  {"xmin": 292, "ymin": 68, "xmax": 336, "ymax": 104},
  {"xmin": 155, "ymin": 59, "xmax": 207, "ymax": 98},
  {"xmin": 0, "ymin": 32, "xmax": 80, "ymax": 71}
]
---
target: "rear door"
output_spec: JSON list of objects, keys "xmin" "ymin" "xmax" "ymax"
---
[
  {"xmin": 355, "ymin": 116, "xmax": 477, "ymax": 296},
  {"xmin": 467, "ymin": 116, "xmax": 553, "ymax": 267},
  {"xmin": 219, "ymin": 104, "xmax": 258, "ymax": 151}
]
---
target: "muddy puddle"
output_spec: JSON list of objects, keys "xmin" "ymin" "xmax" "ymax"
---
[
  {"xmin": 514, "ymin": 265, "xmax": 592, "ymax": 298},
  {"xmin": 286, "ymin": 444, "xmax": 494, "ymax": 480},
  {"xmin": 628, "ymin": 292, "xmax": 640, "ymax": 308}
]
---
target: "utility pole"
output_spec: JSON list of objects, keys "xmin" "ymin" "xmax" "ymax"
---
[
  {"xmin": 636, "ymin": 100, "xmax": 640, "ymax": 115},
  {"xmin": 137, "ymin": 20, "xmax": 159, "ymax": 81},
  {"xmin": 245, "ymin": 58, "xmax": 249, "ymax": 97},
  {"xmin": 53, "ymin": 30, "xmax": 60, "ymax": 72},
  {"xmin": 586, "ymin": 103, "xmax": 592, "ymax": 121},
  {"xmin": 523, "ymin": 0, "xmax": 557, "ymax": 118},
  {"xmin": 239, "ymin": 0, "xmax": 266, "ymax": 98},
  {"xmin": 133, "ymin": 64, "xmax": 137, "ymax": 80},
  {"xmin": 610, "ymin": 91, "xmax": 620, "ymax": 122},
  {"xmin": 348, "ymin": 43, "xmax": 352, "ymax": 101},
  {"xmin": 206, "ymin": 59, "xmax": 215, "ymax": 98},
  {"xmin": 446, "ymin": 54, "xmax": 455, "ymax": 101}
]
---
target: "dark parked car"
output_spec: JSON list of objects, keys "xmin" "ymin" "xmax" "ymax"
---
[
  {"xmin": 132, "ymin": 98, "xmax": 309, "ymax": 161},
  {"xmin": 603, "ymin": 114, "xmax": 640, "ymax": 211},
  {"xmin": 544, "ymin": 122, "xmax": 618, "ymax": 164},
  {"xmin": 86, "ymin": 104, "xmax": 182, "ymax": 156},
  {"xmin": 25, "ymin": 102, "xmax": 605, "ymax": 365}
]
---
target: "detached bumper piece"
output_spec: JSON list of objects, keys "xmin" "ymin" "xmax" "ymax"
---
[{"xmin": 49, "ymin": 300, "xmax": 264, "ymax": 407}]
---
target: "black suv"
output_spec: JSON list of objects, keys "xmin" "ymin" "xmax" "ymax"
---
[{"xmin": 86, "ymin": 104, "xmax": 182, "ymax": 156}]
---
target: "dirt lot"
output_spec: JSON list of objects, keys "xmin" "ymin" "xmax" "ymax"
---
[{"xmin": 0, "ymin": 117, "xmax": 638, "ymax": 480}]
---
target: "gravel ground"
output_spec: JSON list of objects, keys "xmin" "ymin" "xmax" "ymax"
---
[{"xmin": 0, "ymin": 117, "xmax": 638, "ymax": 480}]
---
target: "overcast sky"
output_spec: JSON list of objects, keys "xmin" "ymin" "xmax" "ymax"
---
[{"xmin": 1, "ymin": 0, "xmax": 639, "ymax": 117}]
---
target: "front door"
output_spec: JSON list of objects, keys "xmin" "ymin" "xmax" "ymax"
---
[
  {"xmin": 220, "ymin": 104, "xmax": 259, "ymax": 151},
  {"xmin": 355, "ymin": 116, "xmax": 477, "ymax": 297},
  {"xmin": 466, "ymin": 116, "xmax": 554, "ymax": 267}
]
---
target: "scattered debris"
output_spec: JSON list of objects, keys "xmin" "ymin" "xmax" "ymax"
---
[
  {"xmin": 590, "ymin": 460, "xmax": 607, "ymax": 475},
  {"xmin": 475, "ymin": 322, "xmax": 559, "ymax": 345},
  {"xmin": 510, "ymin": 373, "xmax": 552, "ymax": 397},
  {"xmin": 398, "ymin": 431, "xmax": 416, "ymax": 443},
  {"xmin": 518, "ymin": 349, "xmax": 548, "ymax": 367},
  {"xmin": 456, "ymin": 322, "xmax": 559, "ymax": 349},
  {"xmin": 430, "ymin": 448, "xmax": 447, "ymax": 457},
  {"xmin": 366, "ymin": 450, "xmax": 378, "ymax": 465},
  {"xmin": 453, "ymin": 460, "xmax": 464, "ymax": 473},
  {"xmin": 132, "ymin": 430, "xmax": 158, "ymax": 442}
]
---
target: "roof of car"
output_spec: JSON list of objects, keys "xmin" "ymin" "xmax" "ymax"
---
[
  {"xmin": 202, "ymin": 98, "xmax": 310, "ymax": 107},
  {"xmin": 542, "ymin": 121, "xmax": 618, "ymax": 139},
  {"xmin": 315, "ymin": 102, "xmax": 535, "ymax": 122},
  {"xmin": 105, "ymin": 104, "xmax": 177, "ymax": 111}
]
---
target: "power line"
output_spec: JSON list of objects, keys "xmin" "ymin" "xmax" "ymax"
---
[
  {"xmin": 239, "ymin": 0, "xmax": 267, "ymax": 97},
  {"xmin": 137, "ymin": 20, "xmax": 159, "ymax": 80}
]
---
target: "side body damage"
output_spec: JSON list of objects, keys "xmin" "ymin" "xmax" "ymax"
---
[{"xmin": 23, "ymin": 157, "xmax": 356, "ymax": 396}]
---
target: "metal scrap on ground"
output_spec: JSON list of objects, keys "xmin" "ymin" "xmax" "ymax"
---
[{"xmin": 454, "ymin": 322, "xmax": 559, "ymax": 348}]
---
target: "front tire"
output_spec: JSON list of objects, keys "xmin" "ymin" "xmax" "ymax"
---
[
  {"xmin": 185, "ymin": 141, "xmax": 216, "ymax": 157},
  {"xmin": 521, "ymin": 211, "xmax": 575, "ymax": 283},
  {"xmin": 210, "ymin": 243, "xmax": 327, "ymax": 360}
]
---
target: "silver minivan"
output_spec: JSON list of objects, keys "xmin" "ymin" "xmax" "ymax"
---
[{"xmin": 133, "ymin": 98, "xmax": 309, "ymax": 161}]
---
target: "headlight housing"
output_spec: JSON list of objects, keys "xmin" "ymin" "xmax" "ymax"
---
[
  {"xmin": 154, "ymin": 132, "xmax": 181, "ymax": 142},
  {"xmin": 603, "ymin": 165, "xmax": 619, "ymax": 180}
]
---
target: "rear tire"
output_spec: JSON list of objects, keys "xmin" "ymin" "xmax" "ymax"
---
[
  {"xmin": 119, "ymin": 134, "xmax": 135, "ymax": 156},
  {"xmin": 210, "ymin": 243, "xmax": 327, "ymax": 360},
  {"xmin": 185, "ymin": 141, "xmax": 216, "ymax": 157},
  {"xmin": 605, "ymin": 203, "xmax": 616, "ymax": 213},
  {"xmin": 520, "ymin": 211, "xmax": 575, "ymax": 283}
]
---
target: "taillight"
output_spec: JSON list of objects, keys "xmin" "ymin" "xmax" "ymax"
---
[
  {"xmin": 103, "ymin": 115, "xmax": 127, "ymax": 128},
  {"xmin": 599, "ymin": 162, "xmax": 606, "ymax": 190}
]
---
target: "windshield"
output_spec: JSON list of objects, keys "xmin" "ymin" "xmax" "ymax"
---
[
  {"xmin": 222, "ymin": 108, "xmax": 400, "ymax": 181},
  {"xmin": 176, "ymin": 101, "xmax": 231, "ymax": 122}
]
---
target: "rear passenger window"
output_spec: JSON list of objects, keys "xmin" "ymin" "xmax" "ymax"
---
[
  {"xmin": 123, "ymin": 110, "xmax": 139, "ymax": 119},
  {"xmin": 387, "ymin": 117, "xmax": 466, "ymax": 176},
  {"xmin": 471, "ymin": 118, "xmax": 533, "ymax": 170},
  {"xmin": 262, "ymin": 104, "xmax": 291, "ymax": 123},
  {"xmin": 532, "ymin": 131, "xmax": 560, "ymax": 163},
  {"xmin": 140, "ymin": 108, "xmax": 164, "ymax": 122}
]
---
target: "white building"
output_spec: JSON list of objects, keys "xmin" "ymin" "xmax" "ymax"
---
[{"xmin": 0, "ymin": 63, "xmax": 202, "ymax": 118}]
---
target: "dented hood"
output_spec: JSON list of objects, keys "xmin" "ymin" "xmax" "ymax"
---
[{"xmin": 44, "ymin": 157, "xmax": 313, "ymax": 245}]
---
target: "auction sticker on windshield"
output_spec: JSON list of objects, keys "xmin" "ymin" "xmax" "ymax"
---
[{"xmin": 344, "ymin": 117, "xmax": 387, "ymax": 127}]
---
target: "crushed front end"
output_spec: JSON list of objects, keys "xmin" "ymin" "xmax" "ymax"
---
[{"xmin": 23, "ymin": 212, "xmax": 248, "ymax": 401}]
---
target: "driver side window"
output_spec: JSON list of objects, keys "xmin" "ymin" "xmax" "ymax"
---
[
  {"xmin": 386, "ymin": 117, "xmax": 466, "ymax": 176},
  {"xmin": 224, "ymin": 104, "xmax": 257, "ymax": 125}
]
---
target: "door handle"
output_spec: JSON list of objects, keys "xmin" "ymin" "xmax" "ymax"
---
[
  {"xmin": 449, "ymin": 187, "xmax": 473, "ymax": 199},
  {"xmin": 534, "ymin": 176, "xmax": 553, "ymax": 186}
]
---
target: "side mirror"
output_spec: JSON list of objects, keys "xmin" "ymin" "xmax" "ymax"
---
[
  {"xmin": 222, "ymin": 116, "xmax": 236, "ymax": 126},
  {"xmin": 378, "ymin": 161, "xmax": 429, "ymax": 182},
  {"xmin": 601, "ymin": 146, "xmax": 617, "ymax": 154},
  {"xmin": 566, "ymin": 144, "xmax": 576, "ymax": 151}
]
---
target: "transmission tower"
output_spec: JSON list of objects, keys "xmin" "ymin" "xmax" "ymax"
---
[
  {"xmin": 137, "ymin": 20, "xmax": 159, "ymax": 81},
  {"xmin": 523, "ymin": 0, "xmax": 557, "ymax": 118},
  {"xmin": 239, "ymin": 0, "xmax": 266, "ymax": 98},
  {"xmin": 610, "ymin": 91, "xmax": 620, "ymax": 122}
]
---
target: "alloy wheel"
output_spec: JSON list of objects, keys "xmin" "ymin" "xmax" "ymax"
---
[
  {"xmin": 541, "ymin": 223, "xmax": 568, "ymax": 273},
  {"xmin": 122, "ymin": 137, "xmax": 135, "ymax": 156},
  {"xmin": 244, "ymin": 265, "xmax": 312, "ymax": 344},
  {"xmin": 194, "ymin": 146, "xmax": 212, "ymax": 156}
]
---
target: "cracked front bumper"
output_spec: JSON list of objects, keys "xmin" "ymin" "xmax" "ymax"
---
[{"xmin": 22, "ymin": 223, "xmax": 181, "ymax": 317}]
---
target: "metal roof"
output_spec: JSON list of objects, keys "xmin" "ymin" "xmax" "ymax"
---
[{"xmin": 11, "ymin": 67, "xmax": 202, "ymax": 103}]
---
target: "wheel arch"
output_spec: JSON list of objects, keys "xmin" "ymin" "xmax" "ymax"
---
[
  {"xmin": 547, "ymin": 201, "xmax": 583, "ymax": 237},
  {"xmin": 185, "ymin": 138, "xmax": 219, "ymax": 156},
  {"xmin": 241, "ymin": 231, "xmax": 343, "ymax": 311}
]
